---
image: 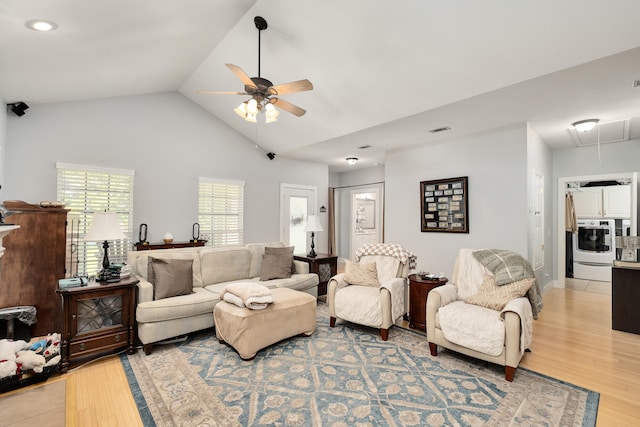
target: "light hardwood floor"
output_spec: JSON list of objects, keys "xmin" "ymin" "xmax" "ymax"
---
[{"xmin": 3, "ymin": 287, "xmax": 639, "ymax": 426}]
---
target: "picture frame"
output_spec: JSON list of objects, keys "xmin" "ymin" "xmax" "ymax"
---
[{"xmin": 420, "ymin": 176, "xmax": 469, "ymax": 233}]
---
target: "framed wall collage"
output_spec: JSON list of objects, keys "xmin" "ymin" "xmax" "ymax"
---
[{"xmin": 420, "ymin": 176, "xmax": 469, "ymax": 233}]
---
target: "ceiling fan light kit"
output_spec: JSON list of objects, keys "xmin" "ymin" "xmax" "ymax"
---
[{"xmin": 199, "ymin": 16, "xmax": 313, "ymax": 124}]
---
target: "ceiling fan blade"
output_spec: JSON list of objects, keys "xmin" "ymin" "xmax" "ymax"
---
[
  {"xmin": 270, "ymin": 79, "xmax": 313, "ymax": 95},
  {"xmin": 272, "ymin": 97, "xmax": 306, "ymax": 117},
  {"xmin": 198, "ymin": 90, "xmax": 247, "ymax": 95},
  {"xmin": 225, "ymin": 63, "xmax": 256, "ymax": 88}
]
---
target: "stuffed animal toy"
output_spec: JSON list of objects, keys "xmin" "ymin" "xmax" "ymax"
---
[
  {"xmin": 44, "ymin": 355, "xmax": 61, "ymax": 367},
  {"xmin": 15, "ymin": 350, "xmax": 46, "ymax": 373},
  {"xmin": 0, "ymin": 359, "xmax": 18, "ymax": 378},
  {"xmin": 43, "ymin": 333, "xmax": 61, "ymax": 361},
  {"xmin": 29, "ymin": 338, "xmax": 48, "ymax": 354}
]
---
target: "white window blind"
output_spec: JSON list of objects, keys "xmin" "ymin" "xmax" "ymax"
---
[
  {"xmin": 56, "ymin": 163, "xmax": 134, "ymax": 277},
  {"xmin": 198, "ymin": 178, "xmax": 244, "ymax": 246}
]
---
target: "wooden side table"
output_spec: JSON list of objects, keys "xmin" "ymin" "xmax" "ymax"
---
[
  {"xmin": 56, "ymin": 276, "xmax": 139, "ymax": 372},
  {"xmin": 408, "ymin": 274, "xmax": 448, "ymax": 331},
  {"xmin": 294, "ymin": 253, "xmax": 338, "ymax": 296}
]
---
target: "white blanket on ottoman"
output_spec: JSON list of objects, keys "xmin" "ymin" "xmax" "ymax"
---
[{"xmin": 220, "ymin": 282, "xmax": 273, "ymax": 310}]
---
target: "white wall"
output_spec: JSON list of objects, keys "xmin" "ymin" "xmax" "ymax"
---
[
  {"xmin": 385, "ymin": 125, "xmax": 529, "ymax": 278},
  {"xmin": 527, "ymin": 124, "xmax": 554, "ymax": 285},
  {"xmin": 0, "ymin": 95, "xmax": 6, "ymax": 198},
  {"xmin": 4, "ymin": 92, "xmax": 329, "ymax": 251}
]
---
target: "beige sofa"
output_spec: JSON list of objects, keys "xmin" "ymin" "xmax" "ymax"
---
[{"xmin": 127, "ymin": 242, "xmax": 319, "ymax": 354}]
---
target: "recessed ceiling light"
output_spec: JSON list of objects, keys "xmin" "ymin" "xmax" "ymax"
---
[{"xmin": 25, "ymin": 19, "xmax": 58, "ymax": 32}]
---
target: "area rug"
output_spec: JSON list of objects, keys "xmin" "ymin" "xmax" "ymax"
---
[
  {"xmin": 122, "ymin": 306, "xmax": 599, "ymax": 427},
  {"xmin": 0, "ymin": 379, "xmax": 66, "ymax": 427}
]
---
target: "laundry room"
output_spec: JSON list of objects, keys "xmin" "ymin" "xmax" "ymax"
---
[{"xmin": 566, "ymin": 177, "xmax": 637, "ymax": 286}]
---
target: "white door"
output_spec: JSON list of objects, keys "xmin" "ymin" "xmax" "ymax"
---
[
  {"xmin": 280, "ymin": 184, "xmax": 317, "ymax": 254},
  {"xmin": 531, "ymin": 171, "xmax": 544, "ymax": 270},
  {"xmin": 350, "ymin": 187, "xmax": 383, "ymax": 259}
]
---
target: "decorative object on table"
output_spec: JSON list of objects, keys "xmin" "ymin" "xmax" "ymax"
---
[
  {"xmin": 58, "ymin": 277, "xmax": 89, "ymax": 289},
  {"xmin": 84, "ymin": 211, "xmax": 126, "ymax": 281},
  {"xmin": 615, "ymin": 235, "xmax": 640, "ymax": 262},
  {"xmin": 304, "ymin": 215, "xmax": 324, "ymax": 258},
  {"xmin": 420, "ymin": 176, "xmax": 469, "ymax": 233},
  {"xmin": 137, "ymin": 223, "xmax": 148, "ymax": 245},
  {"xmin": 163, "ymin": 232, "xmax": 174, "ymax": 244},
  {"xmin": 191, "ymin": 222, "xmax": 200, "ymax": 243}
]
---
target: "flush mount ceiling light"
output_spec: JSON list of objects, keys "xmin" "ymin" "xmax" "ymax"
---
[
  {"xmin": 199, "ymin": 16, "xmax": 313, "ymax": 124},
  {"xmin": 25, "ymin": 19, "xmax": 58, "ymax": 32},
  {"xmin": 346, "ymin": 157, "xmax": 358, "ymax": 165},
  {"xmin": 572, "ymin": 119, "xmax": 599, "ymax": 132}
]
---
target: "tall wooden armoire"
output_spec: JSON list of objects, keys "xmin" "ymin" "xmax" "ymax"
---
[{"xmin": 0, "ymin": 202, "xmax": 68, "ymax": 337}]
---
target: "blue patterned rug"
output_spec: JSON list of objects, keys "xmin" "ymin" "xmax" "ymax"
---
[{"xmin": 121, "ymin": 305, "xmax": 599, "ymax": 426}]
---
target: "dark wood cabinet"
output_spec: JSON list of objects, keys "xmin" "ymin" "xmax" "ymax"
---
[
  {"xmin": 294, "ymin": 253, "xmax": 338, "ymax": 296},
  {"xmin": 134, "ymin": 240, "xmax": 206, "ymax": 251},
  {"xmin": 612, "ymin": 264, "xmax": 640, "ymax": 335},
  {"xmin": 56, "ymin": 277, "xmax": 138, "ymax": 372},
  {"xmin": 0, "ymin": 206, "xmax": 68, "ymax": 337},
  {"xmin": 408, "ymin": 274, "xmax": 448, "ymax": 331}
]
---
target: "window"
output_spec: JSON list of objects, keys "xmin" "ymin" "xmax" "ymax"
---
[
  {"xmin": 57, "ymin": 163, "xmax": 134, "ymax": 277},
  {"xmin": 198, "ymin": 178, "xmax": 244, "ymax": 246}
]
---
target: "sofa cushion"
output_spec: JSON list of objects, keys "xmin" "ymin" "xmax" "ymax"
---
[
  {"xmin": 260, "ymin": 246, "xmax": 294, "ymax": 281},
  {"xmin": 149, "ymin": 257, "xmax": 194, "ymax": 300},
  {"xmin": 359, "ymin": 255, "xmax": 400, "ymax": 283},
  {"xmin": 136, "ymin": 288, "xmax": 219, "ymax": 323},
  {"xmin": 200, "ymin": 248, "xmax": 252, "ymax": 285},
  {"xmin": 135, "ymin": 251, "xmax": 203, "ymax": 287},
  {"xmin": 437, "ymin": 300, "xmax": 505, "ymax": 356},
  {"xmin": 466, "ymin": 275, "xmax": 534, "ymax": 311},
  {"xmin": 344, "ymin": 260, "xmax": 381, "ymax": 287},
  {"xmin": 246, "ymin": 242, "xmax": 284, "ymax": 278}
]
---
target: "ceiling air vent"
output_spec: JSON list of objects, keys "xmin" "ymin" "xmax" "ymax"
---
[
  {"xmin": 429, "ymin": 126, "xmax": 451, "ymax": 133},
  {"xmin": 358, "ymin": 145, "xmax": 372, "ymax": 149}
]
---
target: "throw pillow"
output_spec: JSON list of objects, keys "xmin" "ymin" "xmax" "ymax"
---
[
  {"xmin": 260, "ymin": 246, "xmax": 294, "ymax": 281},
  {"xmin": 466, "ymin": 274, "xmax": 535, "ymax": 311},
  {"xmin": 344, "ymin": 260, "xmax": 381, "ymax": 287},
  {"xmin": 148, "ymin": 257, "xmax": 194, "ymax": 300}
]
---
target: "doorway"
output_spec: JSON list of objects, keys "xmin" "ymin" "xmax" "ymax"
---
[
  {"xmin": 280, "ymin": 184, "xmax": 317, "ymax": 254},
  {"xmin": 556, "ymin": 172, "xmax": 637, "ymax": 289}
]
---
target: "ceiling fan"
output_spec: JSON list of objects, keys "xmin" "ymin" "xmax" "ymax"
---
[{"xmin": 199, "ymin": 16, "xmax": 313, "ymax": 123}]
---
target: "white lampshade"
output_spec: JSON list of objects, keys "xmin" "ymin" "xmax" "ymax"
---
[
  {"xmin": 84, "ymin": 212, "xmax": 126, "ymax": 242},
  {"xmin": 234, "ymin": 102, "xmax": 248, "ymax": 118},
  {"xmin": 246, "ymin": 98, "xmax": 259, "ymax": 115},
  {"xmin": 304, "ymin": 215, "xmax": 324, "ymax": 233},
  {"xmin": 265, "ymin": 103, "xmax": 279, "ymax": 123}
]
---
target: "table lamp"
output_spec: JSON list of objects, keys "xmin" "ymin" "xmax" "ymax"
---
[
  {"xmin": 84, "ymin": 211, "xmax": 126, "ymax": 272},
  {"xmin": 304, "ymin": 215, "xmax": 324, "ymax": 258}
]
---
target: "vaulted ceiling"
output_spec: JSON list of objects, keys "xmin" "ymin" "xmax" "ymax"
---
[{"xmin": 2, "ymin": 0, "xmax": 640, "ymax": 172}]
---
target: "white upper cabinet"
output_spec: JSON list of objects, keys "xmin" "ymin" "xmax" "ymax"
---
[
  {"xmin": 572, "ymin": 185, "xmax": 631, "ymax": 218},
  {"xmin": 604, "ymin": 185, "xmax": 632, "ymax": 217}
]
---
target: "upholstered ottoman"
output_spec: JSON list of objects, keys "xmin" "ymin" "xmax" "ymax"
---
[{"xmin": 213, "ymin": 287, "xmax": 316, "ymax": 360}]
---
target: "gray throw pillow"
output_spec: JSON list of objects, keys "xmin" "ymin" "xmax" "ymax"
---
[
  {"xmin": 260, "ymin": 246, "xmax": 294, "ymax": 281},
  {"xmin": 148, "ymin": 257, "xmax": 194, "ymax": 300}
]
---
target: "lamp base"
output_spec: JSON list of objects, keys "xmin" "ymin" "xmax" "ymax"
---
[{"xmin": 307, "ymin": 249, "xmax": 317, "ymax": 258}]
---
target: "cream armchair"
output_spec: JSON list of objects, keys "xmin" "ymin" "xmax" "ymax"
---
[
  {"xmin": 426, "ymin": 248, "xmax": 538, "ymax": 381},
  {"xmin": 328, "ymin": 244, "xmax": 414, "ymax": 340}
]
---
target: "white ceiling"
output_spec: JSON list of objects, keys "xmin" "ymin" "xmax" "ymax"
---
[{"xmin": 2, "ymin": 0, "xmax": 640, "ymax": 172}]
